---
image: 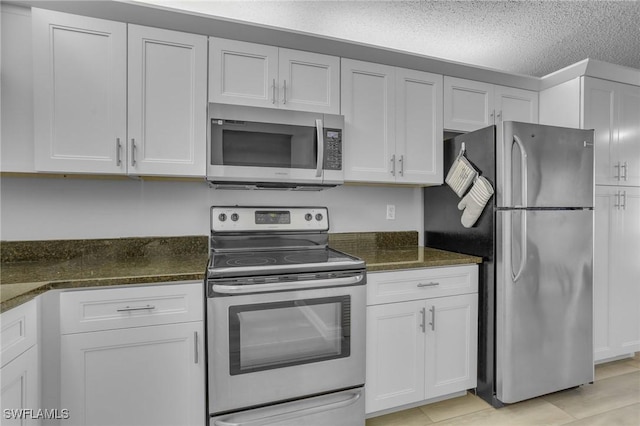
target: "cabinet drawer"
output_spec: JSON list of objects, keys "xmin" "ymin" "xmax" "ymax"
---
[
  {"xmin": 1, "ymin": 299, "xmax": 38, "ymax": 368},
  {"xmin": 367, "ymin": 265, "xmax": 478, "ymax": 305},
  {"xmin": 60, "ymin": 281, "xmax": 203, "ymax": 334}
]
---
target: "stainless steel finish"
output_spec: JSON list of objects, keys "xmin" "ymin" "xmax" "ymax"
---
[
  {"xmin": 417, "ymin": 282, "xmax": 439, "ymax": 288},
  {"xmin": 212, "ymin": 274, "xmax": 364, "ymax": 295},
  {"xmin": 272, "ymin": 79, "xmax": 276, "ymax": 104},
  {"xmin": 116, "ymin": 304, "xmax": 155, "ymax": 312},
  {"xmin": 499, "ymin": 122, "xmax": 594, "ymax": 208},
  {"xmin": 419, "ymin": 307, "xmax": 426, "ymax": 333},
  {"xmin": 211, "ymin": 206, "xmax": 330, "ymax": 234},
  {"xmin": 211, "ymin": 388, "xmax": 365, "ymax": 426},
  {"xmin": 131, "ymin": 139, "xmax": 137, "ymax": 167},
  {"xmin": 615, "ymin": 161, "xmax": 621, "ymax": 180},
  {"xmin": 315, "ymin": 119, "xmax": 324, "ymax": 178},
  {"xmin": 283, "ymin": 80, "xmax": 287, "ymax": 104},
  {"xmin": 496, "ymin": 209, "xmax": 593, "ymax": 403},
  {"xmin": 429, "ymin": 306, "xmax": 435, "ymax": 331},
  {"xmin": 622, "ymin": 161, "xmax": 628, "ymax": 181},
  {"xmin": 194, "ymin": 331, "xmax": 198, "ymax": 364},
  {"xmin": 511, "ymin": 210, "xmax": 528, "ymax": 283},
  {"xmin": 208, "ymin": 284, "xmax": 366, "ymax": 414},
  {"xmin": 399, "ymin": 155, "xmax": 404, "ymax": 176},
  {"xmin": 116, "ymin": 138, "xmax": 122, "ymax": 166},
  {"xmin": 390, "ymin": 154, "xmax": 396, "ymax": 176}
]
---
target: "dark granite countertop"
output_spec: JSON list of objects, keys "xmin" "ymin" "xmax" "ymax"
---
[{"xmin": 1, "ymin": 232, "xmax": 481, "ymax": 312}]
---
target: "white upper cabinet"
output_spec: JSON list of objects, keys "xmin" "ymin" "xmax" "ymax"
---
[
  {"xmin": 583, "ymin": 77, "xmax": 640, "ymax": 186},
  {"xmin": 33, "ymin": 9, "xmax": 127, "ymax": 174},
  {"xmin": 341, "ymin": 59, "xmax": 443, "ymax": 185},
  {"xmin": 209, "ymin": 38, "xmax": 340, "ymax": 114},
  {"xmin": 127, "ymin": 25, "xmax": 207, "ymax": 176},
  {"xmin": 32, "ymin": 9, "xmax": 207, "ymax": 177},
  {"xmin": 444, "ymin": 77, "xmax": 539, "ymax": 136}
]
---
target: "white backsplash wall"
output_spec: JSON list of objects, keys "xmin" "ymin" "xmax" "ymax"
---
[{"xmin": 0, "ymin": 177, "xmax": 424, "ymax": 242}]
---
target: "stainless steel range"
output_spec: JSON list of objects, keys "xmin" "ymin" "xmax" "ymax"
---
[{"xmin": 206, "ymin": 206, "xmax": 366, "ymax": 426}]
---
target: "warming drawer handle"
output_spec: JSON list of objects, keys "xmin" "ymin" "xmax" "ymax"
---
[
  {"xmin": 212, "ymin": 274, "xmax": 364, "ymax": 295},
  {"xmin": 213, "ymin": 390, "xmax": 362, "ymax": 426},
  {"xmin": 116, "ymin": 304, "xmax": 156, "ymax": 312}
]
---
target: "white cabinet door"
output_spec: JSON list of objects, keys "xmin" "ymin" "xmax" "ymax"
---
[
  {"xmin": 0, "ymin": 345, "xmax": 40, "ymax": 426},
  {"xmin": 616, "ymin": 85, "xmax": 640, "ymax": 186},
  {"xmin": 494, "ymin": 85, "xmax": 539, "ymax": 145},
  {"xmin": 425, "ymin": 294, "xmax": 478, "ymax": 399},
  {"xmin": 395, "ymin": 69, "xmax": 443, "ymax": 185},
  {"xmin": 611, "ymin": 187, "xmax": 640, "ymax": 355},
  {"xmin": 61, "ymin": 322, "xmax": 205, "ymax": 426},
  {"xmin": 278, "ymin": 48, "xmax": 340, "ymax": 114},
  {"xmin": 444, "ymin": 77, "xmax": 493, "ymax": 132},
  {"xmin": 33, "ymin": 8, "xmax": 127, "ymax": 174},
  {"xmin": 341, "ymin": 59, "xmax": 396, "ymax": 183},
  {"xmin": 365, "ymin": 300, "xmax": 425, "ymax": 413},
  {"xmin": 127, "ymin": 25, "xmax": 207, "ymax": 177},
  {"xmin": 209, "ymin": 38, "xmax": 278, "ymax": 107},
  {"xmin": 583, "ymin": 78, "xmax": 618, "ymax": 186}
]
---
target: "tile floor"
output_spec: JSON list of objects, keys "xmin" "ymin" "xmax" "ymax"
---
[{"xmin": 366, "ymin": 353, "xmax": 640, "ymax": 426}]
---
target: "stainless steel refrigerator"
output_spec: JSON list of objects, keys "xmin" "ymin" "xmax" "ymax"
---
[{"xmin": 424, "ymin": 121, "xmax": 594, "ymax": 406}]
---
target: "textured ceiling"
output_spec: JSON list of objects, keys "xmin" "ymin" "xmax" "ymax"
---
[{"xmin": 135, "ymin": 0, "xmax": 640, "ymax": 77}]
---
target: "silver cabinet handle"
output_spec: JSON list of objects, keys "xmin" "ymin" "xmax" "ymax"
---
[
  {"xmin": 194, "ymin": 331, "xmax": 199, "ymax": 364},
  {"xmin": 399, "ymin": 155, "xmax": 404, "ymax": 176},
  {"xmin": 131, "ymin": 139, "xmax": 137, "ymax": 167},
  {"xmin": 614, "ymin": 191, "xmax": 621, "ymax": 210},
  {"xmin": 315, "ymin": 119, "xmax": 324, "ymax": 178},
  {"xmin": 490, "ymin": 110, "xmax": 495, "ymax": 124},
  {"xmin": 621, "ymin": 161, "xmax": 628, "ymax": 181},
  {"xmin": 497, "ymin": 110, "xmax": 502, "ymax": 121},
  {"xmin": 116, "ymin": 304, "xmax": 155, "ymax": 312},
  {"xmin": 390, "ymin": 154, "xmax": 396, "ymax": 176},
  {"xmin": 116, "ymin": 138, "xmax": 122, "ymax": 166},
  {"xmin": 419, "ymin": 307, "xmax": 426, "ymax": 333},
  {"xmin": 272, "ymin": 78, "xmax": 276, "ymax": 104},
  {"xmin": 417, "ymin": 282, "xmax": 439, "ymax": 288},
  {"xmin": 429, "ymin": 306, "xmax": 435, "ymax": 331},
  {"xmin": 283, "ymin": 79, "xmax": 287, "ymax": 104},
  {"xmin": 614, "ymin": 161, "xmax": 621, "ymax": 180},
  {"xmin": 621, "ymin": 190, "xmax": 627, "ymax": 210}
]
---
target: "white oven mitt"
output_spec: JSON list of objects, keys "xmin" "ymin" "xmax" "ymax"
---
[{"xmin": 457, "ymin": 176, "xmax": 494, "ymax": 228}]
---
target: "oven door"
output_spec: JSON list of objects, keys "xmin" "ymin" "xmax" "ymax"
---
[{"xmin": 207, "ymin": 282, "xmax": 365, "ymax": 414}]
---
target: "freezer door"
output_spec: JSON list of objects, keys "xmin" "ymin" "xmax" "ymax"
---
[
  {"xmin": 498, "ymin": 121, "xmax": 594, "ymax": 208},
  {"xmin": 495, "ymin": 209, "xmax": 593, "ymax": 404}
]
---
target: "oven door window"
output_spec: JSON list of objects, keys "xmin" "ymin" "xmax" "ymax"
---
[
  {"xmin": 229, "ymin": 296, "xmax": 350, "ymax": 375},
  {"xmin": 211, "ymin": 120, "xmax": 318, "ymax": 169}
]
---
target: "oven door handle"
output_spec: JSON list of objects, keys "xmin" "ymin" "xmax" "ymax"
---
[
  {"xmin": 213, "ymin": 389, "xmax": 362, "ymax": 426},
  {"xmin": 212, "ymin": 274, "xmax": 364, "ymax": 294}
]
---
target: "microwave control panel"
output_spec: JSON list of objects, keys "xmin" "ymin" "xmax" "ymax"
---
[{"xmin": 324, "ymin": 129, "xmax": 342, "ymax": 171}]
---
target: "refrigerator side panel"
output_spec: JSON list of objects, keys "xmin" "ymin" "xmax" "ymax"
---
[
  {"xmin": 496, "ymin": 209, "xmax": 594, "ymax": 404},
  {"xmin": 499, "ymin": 121, "xmax": 594, "ymax": 208}
]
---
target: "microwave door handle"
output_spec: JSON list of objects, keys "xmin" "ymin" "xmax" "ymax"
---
[{"xmin": 315, "ymin": 119, "xmax": 324, "ymax": 178}]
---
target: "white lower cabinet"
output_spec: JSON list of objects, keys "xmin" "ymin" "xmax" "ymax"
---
[
  {"xmin": 59, "ymin": 282, "xmax": 205, "ymax": 426},
  {"xmin": 365, "ymin": 265, "xmax": 478, "ymax": 415}
]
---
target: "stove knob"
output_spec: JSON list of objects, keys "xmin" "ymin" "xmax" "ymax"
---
[
  {"xmin": 305, "ymin": 213, "xmax": 313, "ymax": 221},
  {"xmin": 231, "ymin": 213, "xmax": 239, "ymax": 222},
  {"xmin": 315, "ymin": 213, "xmax": 324, "ymax": 221},
  {"xmin": 218, "ymin": 213, "xmax": 227, "ymax": 222}
]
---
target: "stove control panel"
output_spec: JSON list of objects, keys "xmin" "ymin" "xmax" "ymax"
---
[{"xmin": 211, "ymin": 206, "xmax": 329, "ymax": 232}]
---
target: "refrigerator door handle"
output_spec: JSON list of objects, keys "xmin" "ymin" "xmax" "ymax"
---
[
  {"xmin": 512, "ymin": 210, "xmax": 528, "ymax": 282},
  {"xmin": 512, "ymin": 135, "xmax": 529, "ymax": 208}
]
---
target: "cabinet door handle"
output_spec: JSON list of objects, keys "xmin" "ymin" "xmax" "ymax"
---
[
  {"xmin": 116, "ymin": 304, "xmax": 155, "ymax": 312},
  {"xmin": 621, "ymin": 161, "xmax": 628, "ymax": 181},
  {"xmin": 429, "ymin": 306, "xmax": 436, "ymax": 331},
  {"xmin": 417, "ymin": 282, "xmax": 439, "ymax": 288},
  {"xmin": 614, "ymin": 162, "xmax": 621, "ymax": 180},
  {"xmin": 390, "ymin": 155, "xmax": 396, "ymax": 176},
  {"xmin": 116, "ymin": 138, "xmax": 122, "ymax": 166},
  {"xmin": 399, "ymin": 155, "xmax": 404, "ymax": 176},
  {"xmin": 497, "ymin": 110, "xmax": 502, "ymax": 121},
  {"xmin": 614, "ymin": 191, "xmax": 621, "ymax": 210},
  {"xmin": 283, "ymin": 80, "xmax": 287, "ymax": 104},
  {"xmin": 272, "ymin": 78, "xmax": 276, "ymax": 104},
  {"xmin": 194, "ymin": 331, "xmax": 199, "ymax": 364},
  {"xmin": 419, "ymin": 307, "xmax": 426, "ymax": 333},
  {"xmin": 490, "ymin": 110, "xmax": 495, "ymax": 124},
  {"xmin": 621, "ymin": 190, "xmax": 627, "ymax": 210},
  {"xmin": 131, "ymin": 139, "xmax": 137, "ymax": 167}
]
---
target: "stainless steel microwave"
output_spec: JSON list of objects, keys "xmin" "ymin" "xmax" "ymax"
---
[{"xmin": 207, "ymin": 104, "xmax": 344, "ymax": 190}]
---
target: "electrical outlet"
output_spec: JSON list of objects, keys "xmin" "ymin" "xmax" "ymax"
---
[{"xmin": 386, "ymin": 204, "xmax": 396, "ymax": 220}]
